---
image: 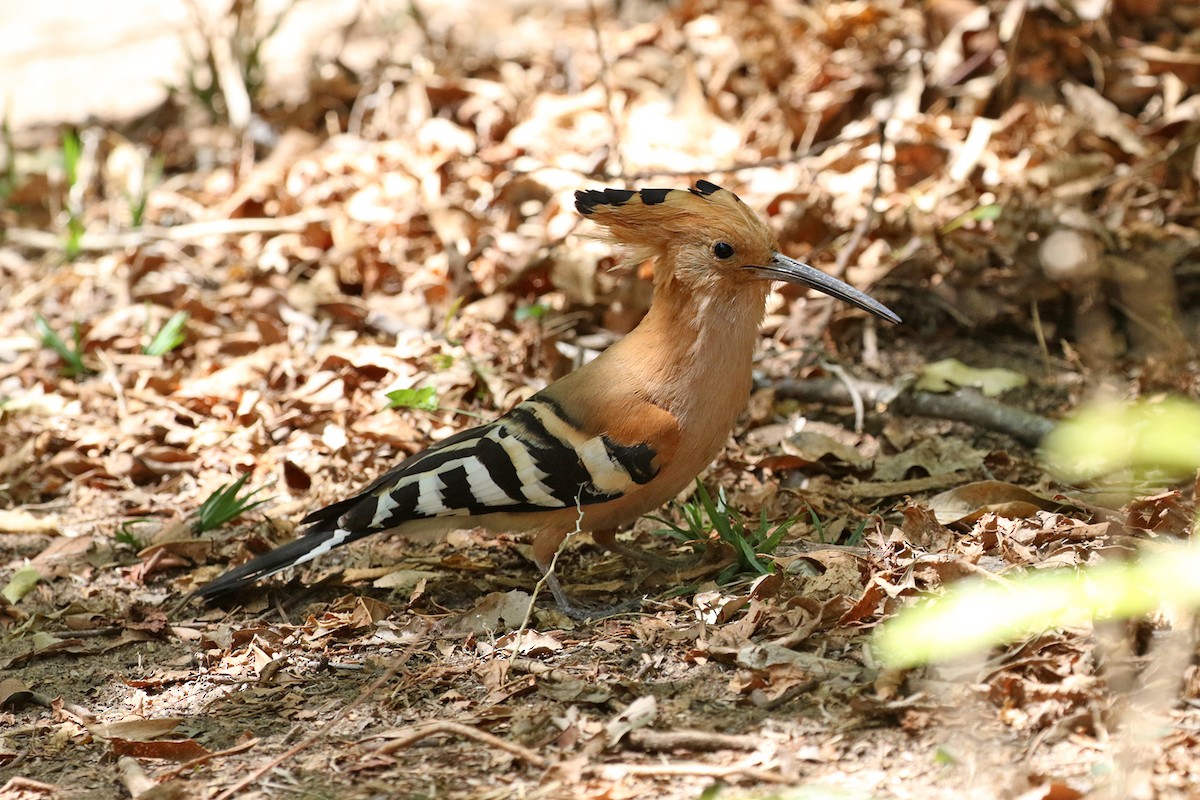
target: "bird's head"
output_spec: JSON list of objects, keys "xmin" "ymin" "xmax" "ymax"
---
[{"xmin": 576, "ymin": 180, "xmax": 900, "ymax": 324}]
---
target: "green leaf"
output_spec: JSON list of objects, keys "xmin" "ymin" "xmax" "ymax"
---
[
  {"xmin": 940, "ymin": 203, "xmax": 1002, "ymax": 234},
  {"xmin": 846, "ymin": 517, "xmax": 870, "ymax": 547},
  {"xmin": 144, "ymin": 311, "xmax": 190, "ymax": 356},
  {"xmin": 193, "ymin": 473, "xmax": 272, "ymax": 533},
  {"xmin": 126, "ymin": 154, "xmax": 162, "ymax": 228},
  {"xmin": 62, "ymin": 128, "xmax": 81, "ymax": 188},
  {"xmin": 514, "ymin": 303, "xmax": 549, "ymax": 323},
  {"xmin": 2, "ymin": 566, "xmax": 41, "ymax": 603},
  {"xmin": 875, "ymin": 547, "xmax": 1200, "ymax": 668},
  {"xmin": 1043, "ymin": 396, "xmax": 1200, "ymax": 481},
  {"xmin": 655, "ymin": 480, "xmax": 784, "ymax": 578},
  {"xmin": 61, "ymin": 128, "xmax": 86, "ymax": 260},
  {"xmin": 34, "ymin": 313, "xmax": 90, "ymax": 377},
  {"xmin": 762, "ymin": 518, "xmax": 791, "ymax": 553},
  {"xmin": 915, "ymin": 358, "xmax": 1026, "ymax": 397},
  {"xmin": 114, "ymin": 519, "xmax": 151, "ymax": 549},
  {"xmin": 64, "ymin": 215, "xmax": 84, "ymax": 260},
  {"xmin": 934, "ymin": 747, "xmax": 957, "ymax": 766},
  {"xmin": 0, "ymin": 114, "xmax": 15, "ymax": 202},
  {"xmin": 386, "ymin": 386, "xmax": 439, "ymax": 412}
]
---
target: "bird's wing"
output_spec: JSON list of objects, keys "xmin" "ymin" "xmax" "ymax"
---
[
  {"xmin": 307, "ymin": 393, "xmax": 663, "ymax": 531},
  {"xmin": 193, "ymin": 392, "xmax": 679, "ymax": 598}
]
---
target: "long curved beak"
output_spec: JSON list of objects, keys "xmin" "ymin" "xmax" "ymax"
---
[{"xmin": 745, "ymin": 253, "xmax": 901, "ymax": 324}]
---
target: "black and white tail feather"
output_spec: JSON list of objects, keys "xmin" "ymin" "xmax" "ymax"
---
[{"xmin": 192, "ymin": 394, "xmax": 658, "ymax": 600}]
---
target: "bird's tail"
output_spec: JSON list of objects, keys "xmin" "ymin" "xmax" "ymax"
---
[{"xmin": 190, "ymin": 525, "xmax": 360, "ymax": 600}]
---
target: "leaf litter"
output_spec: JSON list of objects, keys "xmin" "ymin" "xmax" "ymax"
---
[{"xmin": 1, "ymin": 0, "xmax": 1200, "ymax": 798}]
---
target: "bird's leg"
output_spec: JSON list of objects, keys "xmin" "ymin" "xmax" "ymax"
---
[
  {"xmin": 531, "ymin": 529, "xmax": 641, "ymax": 620},
  {"xmin": 533, "ymin": 560, "xmax": 642, "ymax": 620},
  {"xmin": 592, "ymin": 528, "xmax": 700, "ymax": 573}
]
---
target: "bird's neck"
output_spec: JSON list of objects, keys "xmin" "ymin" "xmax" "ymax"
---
[{"xmin": 620, "ymin": 276, "xmax": 769, "ymax": 422}]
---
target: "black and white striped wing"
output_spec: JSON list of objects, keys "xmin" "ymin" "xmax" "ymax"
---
[
  {"xmin": 193, "ymin": 396, "xmax": 658, "ymax": 598},
  {"xmin": 316, "ymin": 396, "xmax": 659, "ymax": 530}
]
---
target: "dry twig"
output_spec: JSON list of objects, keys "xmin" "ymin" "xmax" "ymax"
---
[
  {"xmin": 367, "ymin": 720, "xmax": 548, "ymax": 767},
  {"xmin": 772, "ymin": 377, "xmax": 1054, "ymax": 446},
  {"xmin": 627, "ymin": 728, "xmax": 762, "ymax": 753},
  {"xmin": 589, "ymin": 754, "xmax": 792, "ymax": 783}
]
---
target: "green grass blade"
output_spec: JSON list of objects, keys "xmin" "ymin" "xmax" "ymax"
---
[
  {"xmin": 34, "ymin": 313, "xmax": 89, "ymax": 377},
  {"xmin": 762, "ymin": 520, "xmax": 791, "ymax": 553},
  {"xmin": 144, "ymin": 311, "xmax": 190, "ymax": 356},
  {"xmin": 193, "ymin": 473, "xmax": 272, "ymax": 533}
]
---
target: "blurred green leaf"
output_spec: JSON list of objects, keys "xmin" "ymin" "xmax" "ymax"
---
[
  {"xmin": 34, "ymin": 313, "xmax": 90, "ymax": 377},
  {"xmin": 386, "ymin": 386, "xmax": 439, "ymax": 412},
  {"xmin": 940, "ymin": 203, "xmax": 1002, "ymax": 234},
  {"xmin": 1043, "ymin": 396, "xmax": 1200, "ymax": 481},
  {"xmin": 126, "ymin": 154, "xmax": 162, "ymax": 228},
  {"xmin": 881, "ymin": 396, "xmax": 1200, "ymax": 669},
  {"xmin": 2, "ymin": 566, "xmax": 41, "ymax": 603},
  {"xmin": 61, "ymin": 128, "xmax": 85, "ymax": 259},
  {"xmin": 916, "ymin": 358, "xmax": 1026, "ymax": 397},
  {"xmin": 514, "ymin": 303, "xmax": 549, "ymax": 323},
  {"xmin": 62, "ymin": 128, "xmax": 81, "ymax": 187},
  {"xmin": 875, "ymin": 546, "xmax": 1200, "ymax": 668},
  {"xmin": 144, "ymin": 310, "xmax": 190, "ymax": 356},
  {"xmin": 114, "ymin": 519, "xmax": 151, "ymax": 549},
  {"xmin": 0, "ymin": 114, "xmax": 15, "ymax": 202}
]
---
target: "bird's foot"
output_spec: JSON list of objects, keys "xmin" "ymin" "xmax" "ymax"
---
[
  {"xmin": 550, "ymin": 596, "xmax": 644, "ymax": 621},
  {"xmin": 540, "ymin": 570, "xmax": 642, "ymax": 621}
]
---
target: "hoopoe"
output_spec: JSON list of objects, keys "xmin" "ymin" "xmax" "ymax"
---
[{"xmin": 195, "ymin": 180, "xmax": 900, "ymax": 614}]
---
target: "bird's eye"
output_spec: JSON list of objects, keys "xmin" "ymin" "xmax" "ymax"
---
[{"xmin": 713, "ymin": 241, "xmax": 735, "ymax": 259}]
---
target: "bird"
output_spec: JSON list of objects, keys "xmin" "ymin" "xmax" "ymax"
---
[{"xmin": 194, "ymin": 180, "xmax": 900, "ymax": 615}]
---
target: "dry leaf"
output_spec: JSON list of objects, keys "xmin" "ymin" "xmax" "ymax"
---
[{"xmin": 928, "ymin": 481, "xmax": 1063, "ymax": 525}]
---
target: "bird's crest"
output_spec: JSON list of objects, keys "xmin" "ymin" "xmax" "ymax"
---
[{"xmin": 574, "ymin": 180, "xmax": 775, "ymax": 262}]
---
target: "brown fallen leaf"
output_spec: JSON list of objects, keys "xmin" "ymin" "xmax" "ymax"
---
[
  {"xmin": 493, "ymin": 629, "xmax": 562, "ymax": 657},
  {"xmin": 1, "ymin": 636, "xmax": 89, "ymax": 669},
  {"xmin": 1014, "ymin": 782, "xmax": 1084, "ymax": 800},
  {"xmin": 453, "ymin": 590, "xmax": 532, "ymax": 634},
  {"xmin": 901, "ymin": 505, "xmax": 955, "ymax": 551},
  {"xmin": 928, "ymin": 480, "xmax": 1064, "ymax": 525},
  {"xmin": 0, "ymin": 677, "xmax": 39, "ymax": 710},
  {"xmin": 89, "ymin": 717, "xmax": 184, "ymax": 741},
  {"xmin": 111, "ymin": 738, "xmax": 211, "ymax": 763}
]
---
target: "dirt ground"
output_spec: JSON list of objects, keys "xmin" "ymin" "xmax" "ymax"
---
[{"xmin": 3, "ymin": 1, "xmax": 1200, "ymax": 798}]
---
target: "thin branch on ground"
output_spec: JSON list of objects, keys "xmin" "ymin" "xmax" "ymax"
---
[
  {"xmin": 832, "ymin": 120, "xmax": 888, "ymax": 280},
  {"xmin": 824, "ymin": 362, "xmax": 866, "ymax": 433},
  {"xmin": 772, "ymin": 377, "xmax": 1055, "ymax": 446},
  {"xmin": 158, "ymin": 738, "xmax": 260, "ymax": 782},
  {"xmin": 1, "ymin": 778, "xmax": 59, "ymax": 794},
  {"xmin": 627, "ymin": 728, "xmax": 763, "ymax": 753},
  {"xmin": 117, "ymin": 756, "xmax": 155, "ymax": 798},
  {"xmin": 589, "ymin": 755, "xmax": 793, "ymax": 783},
  {"xmin": 367, "ymin": 720, "xmax": 548, "ymax": 767}
]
